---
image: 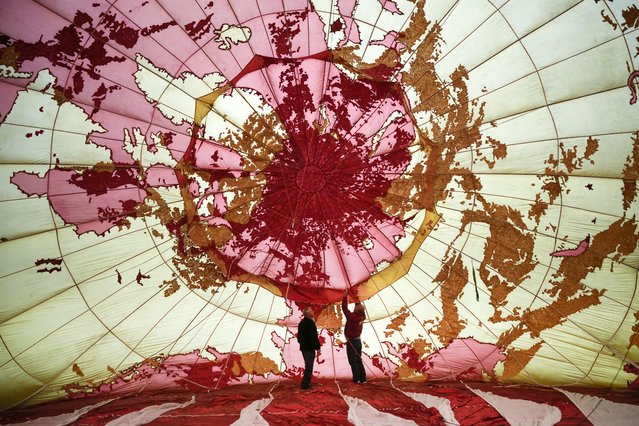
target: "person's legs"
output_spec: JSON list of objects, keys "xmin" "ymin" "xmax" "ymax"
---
[
  {"xmin": 346, "ymin": 339, "xmax": 359, "ymax": 382},
  {"xmin": 352, "ymin": 338, "xmax": 366, "ymax": 383},
  {"xmin": 301, "ymin": 350, "xmax": 315, "ymax": 389}
]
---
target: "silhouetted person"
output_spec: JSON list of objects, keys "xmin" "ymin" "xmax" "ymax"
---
[
  {"xmin": 342, "ymin": 293, "xmax": 366, "ymax": 383},
  {"xmin": 297, "ymin": 306, "xmax": 321, "ymax": 389}
]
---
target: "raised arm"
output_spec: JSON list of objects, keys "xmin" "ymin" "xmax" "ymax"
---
[{"xmin": 342, "ymin": 294, "xmax": 351, "ymax": 315}]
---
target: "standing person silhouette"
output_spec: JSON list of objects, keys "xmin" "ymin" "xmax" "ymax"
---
[
  {"xmin": 297, "ymin": 306, "xmax": 321, "ymax": 389},
  {"xmin": 342, "ymin": 292, "xmax": 366, "ymax": 383}
]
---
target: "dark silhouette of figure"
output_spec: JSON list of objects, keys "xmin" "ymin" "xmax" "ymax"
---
[
  {"xmin": 342, "ymin": 293, "xmax": 366, "ymax": 383},
  {"xmin": 297, "ymin": 306, "xmax": 321, "ymax": 389}
]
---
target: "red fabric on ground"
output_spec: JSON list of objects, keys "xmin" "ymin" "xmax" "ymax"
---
[
  {"xmin": 261, "ymin": 379, "xmax": 350, "ymax": 425},
  {"xmin": 340, "ymin": 381, "xmax": 445, "ymax": 425},
  {"xmin": 395, "ymin": 382, "xmax": 508, "ymax": 425},
  {"xmin": 568, "ymin": 386, "xmax": 639, "ymax": 404},
  {"xmin": 469, "ymin": 382, "xmax": 589, "ymax": 425},
  {"xmin": 146, "ymin": 384, "xmax": 273, "ymax": 426},
  {"xmin": 3, "ymin": 379, "xmax": 639, "ymax": 424},
  {"xmin": 0, "ymin": 395, "xmax": 115, "ymax": 423},
  {"xmin": 76, "ymin": 394, "xmax": 195, "ymax": 425},
  {"xmin": 0, "ymin": 385, "xmax": 272, "ymax": 426}
]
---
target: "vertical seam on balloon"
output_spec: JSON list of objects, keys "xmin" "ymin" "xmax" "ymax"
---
[
  {"xmin": 213, "ymin": 285, "xmax": 263, "ymax": 389},
  {"xmin": 0, "ymin": 333, "xmax": 44, "ymax": 387},
  {"xmin": 107, "ymin": 272, "xmax": 197, "ymax": 372},
  {"xmin": 247, "ymin": 291, "xmax": 278, "ymax": 383},
  {"xmin": 357, "ymin": 0, "xmax": 390, "ymax": 62},
  {"xmin": 309, "ymin": 0, "xmax": 335, "ymax": 170},
  {"xmin": 603, "ymin": 1, "xmax": 638, "ymax": 77},
  {"xmin": 584, "ymin": 265, "xmax": 639, "ymax": 415}
]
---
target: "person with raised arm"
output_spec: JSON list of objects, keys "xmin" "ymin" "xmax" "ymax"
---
[{"xmin": 342, "ymin": 292, "xmax": 366, "ymax": 383}]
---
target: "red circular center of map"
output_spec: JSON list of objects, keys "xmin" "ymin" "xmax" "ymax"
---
[
  {"xmin": 295, "ymin": 165, "xmax": 326, "ymax": 194},
  {"xmin": 182, "ymin": 52, "xmax": 420, "ymax": 303}
]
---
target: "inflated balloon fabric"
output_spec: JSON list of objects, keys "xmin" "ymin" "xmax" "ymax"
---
[{"xmin": 0, "ymin": 0, "xmax": 638, "ymax": 413}]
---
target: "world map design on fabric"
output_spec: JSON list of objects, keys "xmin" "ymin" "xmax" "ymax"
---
[{"xmin": 1, "ymin": 0, "xmax": 639, "ymax": 409}]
